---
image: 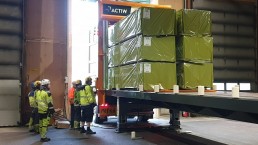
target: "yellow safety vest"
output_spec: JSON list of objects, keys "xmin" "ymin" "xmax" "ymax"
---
[
  {"xmin": 79, "ymin": 85, "xmax": 96, "ymax": 106},
  {"xmin": 36, "ymin": 89, "xmax": 53, "ymax": 114}
]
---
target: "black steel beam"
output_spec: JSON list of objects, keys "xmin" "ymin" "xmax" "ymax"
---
[{"xmin": 107, "ymin": 90, "xmax": 258, "ymax": 124}]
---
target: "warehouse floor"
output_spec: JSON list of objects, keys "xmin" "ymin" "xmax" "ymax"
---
[{"xmin": 1, "ymin": 116, "xmax": 258, "ymax": 145}]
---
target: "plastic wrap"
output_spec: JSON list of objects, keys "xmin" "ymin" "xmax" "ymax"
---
[
  {"xmin": 108, "ymin": 25, "xmax": 116, "ymax": 48},
  {"xmin": 120, "ymin": 35, "xmax": 176, "ymax": 65},
  {"xmin": 177, "ymin": 62, "xmax": 213, "ymax": 89},
  {"xmin": 118, "ymin": 62, "xmax": 177, "ymax": 91},
  {"xmin": 107, "ymin": 45, "xmax": 120, "ymax": 67},
  {"xmin": 108, "ymin": 35, "xmax": 176, "ymax": 67},
  {"xmin": 107, "ymin": 67, "xmax": 119, "ymax": 89},
  {"xmin": 177, "ymin": 9, "xmax": 211, "ymax": 36},
  {"xmin": 108, "ymin": 7, "xmax": 176, "ymax": 46},
  {"xmin": 177, "ymin": 36, "xmax": 213, "ymax": 63}
]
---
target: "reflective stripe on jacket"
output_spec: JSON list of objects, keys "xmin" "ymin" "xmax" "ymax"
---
[
  {"xmin": 36, "ymin": 89, "xmax": 53, "ymax": 114},
  {"xmin": 79, "ymin": 85, "xmax": 95, "ymax": 106}
]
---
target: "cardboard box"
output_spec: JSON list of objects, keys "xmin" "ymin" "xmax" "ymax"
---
[{"xmin": 55, "ymin": 120, "xmax": 70, "ymax": 129}]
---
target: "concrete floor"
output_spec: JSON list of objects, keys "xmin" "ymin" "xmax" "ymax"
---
[{"xmin": 1, "ymin": 116, "xmax": 258, "ymax": 145}]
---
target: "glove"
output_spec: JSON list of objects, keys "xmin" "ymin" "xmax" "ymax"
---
[{"xmin": 48, "ymin": 108, "xmax": 55, "ymax": 116}]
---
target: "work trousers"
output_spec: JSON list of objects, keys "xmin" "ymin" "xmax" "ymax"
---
[
  {"xmin": 29, "ymin": 107, "xmax": 39, "ymax": 132},
  {"xmin": 39, "ymin": 113, "xmax": 50, "ymax": 139},
  {"xmin": 70, "ymin": 104, "xmax": 74, "ymax": 128},
  {"xmin": 74, "ymin": 105, "xmax": 81, "ymax": 129}
]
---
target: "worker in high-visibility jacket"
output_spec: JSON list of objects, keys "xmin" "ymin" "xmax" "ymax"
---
[
  {"xmin": 28, "ymin": 81, "xmax": 39, "ymax": 133},
  {"xmin": 36, "ymin": 79, "xmax": 55, "ymax": 142},
  {"xmin": 73, "ymin": 80, "xmax": 82, "ymax": 130},
  {"xmin": 68, "ymin": 81, "xmax": 76, "ymax": 129},
  {"xmin": 79, "ymin": 77, "xmax": 96, "ymax": 134}
]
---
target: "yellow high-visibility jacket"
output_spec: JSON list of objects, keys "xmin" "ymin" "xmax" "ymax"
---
[
  {"xmin": 28, "ymin": 90, "xmax": 37, "ymax": 108},
  {"xmin": 79, "ymin": 85, "xmax": 96, "ymax": 106},
  {"xmin": 36, "ymin": 89, "xmax": 53, "ymax": 114}
]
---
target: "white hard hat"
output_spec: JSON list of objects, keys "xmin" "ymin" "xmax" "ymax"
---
[{"xmin": 41, "ymin": 79, "xmax": 50, "ymax": 86}]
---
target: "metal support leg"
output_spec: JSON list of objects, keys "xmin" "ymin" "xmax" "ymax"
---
[
  {"xmin": 169, "ymin": 109, "xmax": 181, "ymax": 130},
  {"xmin": 116, "ymin": 97, "xmax": 127, "ymax": 133}
]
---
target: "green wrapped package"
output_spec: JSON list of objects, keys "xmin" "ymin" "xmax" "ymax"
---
[
  {"xmin": 120, "ymin": 35, "xmax": 176, "ymax": 65},
  {"xmin": 108, "ymin": 35, "xmax": 176, "ymax": 67},
  {"xmin": 108, "ymin": 7, "xmax": 176, "ymax": 46},
  {"xmin": 177, "ymin": 9, "xmax": 211, "ymax": 36},
  {"xmin": 177, "ymin": 62, "xmax": 213, "ymax": 89},
  {"xmin": 107, "ymin": 67, "xmax": 119, "ymax": 90},
  {"xmin": 108, "ymin": 46, "xmax": 120, "ymax": 67},
  {"xmin": 177, "ymin": 36, "xmax": 213, "ymax": 63},
  {"xmin": 118, "ymin": 62, "xmax": 177, "ymax": 91}
]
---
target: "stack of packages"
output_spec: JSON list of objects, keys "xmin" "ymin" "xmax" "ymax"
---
[
  {"xmin": 176, "ymin": 9, "xmax": 213, "ymax": 89},
  {"xmin": 108, "ymin": 7, "xmax": 177, "ymax": 91}
]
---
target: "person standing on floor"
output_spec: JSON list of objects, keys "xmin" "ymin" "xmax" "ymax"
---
[
  {"xmin": 79, "ymin": 77, "xmax": 96, "ymax": 134},
  {"xmin": 68, "ymin": 81, "xmax": 76, "ymax": 129},
  {"xmin": 36, "ymin": 79, "xmax": 55, "ymax": 142},
  {"xmin": 73, "ymin": 80, "xmax": 82, "ymax": 130},
  {"xmin": 28, "ymin": 81, "xmax": 40, "ymax": 133}
]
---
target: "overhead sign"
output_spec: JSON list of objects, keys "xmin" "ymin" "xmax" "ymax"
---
[{"xmin": 103, "ymin": 4, "xmax": 131, "ymax": 16}]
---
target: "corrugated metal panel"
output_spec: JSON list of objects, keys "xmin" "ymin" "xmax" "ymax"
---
[
  {"xmin": 193, "ymin": 0, "xmax": 256, "ymax": 86},
  {"xmin": 214, "ymin": 47, "xmax": 255, "ymax": 58},
  {"xmin": 0, "ymin": 49, "xmax": 20, "ymax": 64},
  {"xmin": 214, "ymin": 58, "xmax": 255, "ymax": 69},
  {"xmin": 0, "ymin": 65, "xmax": 20, "ymax": 79},
  {"xmin": 212, "ymin": 24, "xmax": 255, "ymax": 36},
  {"xmin": 214, "ymin": 70, "xmax": 255, "ymax": 81},
  {"xmin": 193, "ymin": 0, "xmax": 255, "ymax": 14},
  {"xmin": 0, "ymin": 80, "xmax": 20, "ymax": 126},
  {"xmin": 0, "ymin": 19, "xmax": 21, "ymax": 34},
  {"xmin": 213, "ymin": 35, "xmax": 255, "ymax": 47},
  {"xmin": 0, "ymin": 0, "xmax": 22, "ymax": 126},
  {"xmin": 212, "ymin": 12, "xmax": 254, "ymax": 26}
]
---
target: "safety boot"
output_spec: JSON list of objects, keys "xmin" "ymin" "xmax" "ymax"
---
[
  {"xmin": 40, "ymin": 137, "xmax": 51, "ymax": 142},
  {"xmin": 80, "ymin": 127, "xmax": 86, "ymax": 133},
  {"xmin": 86, "ymin": 128, "xmax": 96, "ymax": 134}
]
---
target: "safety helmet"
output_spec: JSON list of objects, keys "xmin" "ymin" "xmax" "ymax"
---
[
  {"xmin": 85, "ymin": 77, "xmax": 92, "ymax": 85},
  {"xmin": 85, "ymin": 77, "xmax": 92, "ymax": 82},
  {"xmin": 75, "ymin": 80, "xmax": 82, "ymax": 85},
  {"xmin": 41, "ymin": 79, "xmax": 50, "ymax": 86},
  {"xmin": 34, "ymin": 81, "xmax": 41, "ymax": 87},
  {"xmin": 72, "ymin": 81, "xmax": 76, "ymax": 85}
]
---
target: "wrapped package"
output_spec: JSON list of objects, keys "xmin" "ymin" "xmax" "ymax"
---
[
  {"xmin": 177, "ymin": 62, "xmax": 213, "ymax": 89},
  {"xmin": 118, "ymin": 62, "xmax": 177, "ymax": 91},
  {"xmin": 107, "ymin": 67, "xmax": 119, "ymax": 90},
  {"xmin": 177, "ymin": 9, "xmax": 211, "ymax": 36},
  {"xmin": 108, "ymin": 35, "xmax": 176, "ymax": 67},
  {"xmin": 177, "ymin": 36, "xmax": 213, "ymax": 63},
  {"xmin": 108, "ymin": 45, "xmax": 120, "ymax": 67},
  {"xmin": 108, "ymin": 7, "xmax": 176, "ymax": 46},
  {"xmin": 120, "ymin": 35, "xmax": 176, "ymax": 65}
]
